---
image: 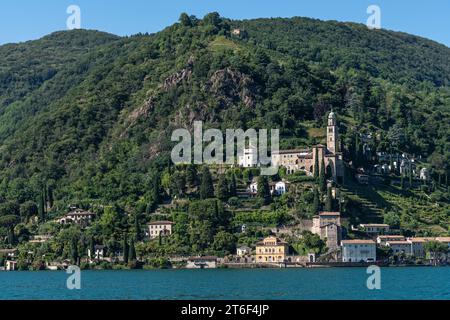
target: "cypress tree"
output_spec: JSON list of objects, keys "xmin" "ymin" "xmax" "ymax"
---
[
  {"xmin": 123, "ymin": 234, "xmax": 129, "ymax": 264},
  {"xmin": 71, "ymin": 238, "xmax": 79, "ymax": 265},
  {"xmin": 216, "ymin": 175, "xmax": 229, "ymax": 201},
  {"xmin": 134, "ymin": 214, "xmax": 141, "ymax": 241},
  {"xmin": 128, "ymin": 239, "xmax": 136, "ymax": 262},
  {"xmin": 229, "ymin": 174, "xmax": 237, "ymax": 197},
  {"xmin": 89, "ymin": 237, "xmax": 95, "ymax": 259},
  {"xmin": 200, "ymin": 166, "xmax": 214, "ymax": 199},
  {"xmin": 38, "ymin": 191, "xmax": 45, "ymax": 223},
  {"xmin": 47, "ymin": 184, "xmax": 54, "ymax": 209},
  {"xmin": 325, "ymin": 186, "xmax": 333, "ymax": 211},
  {"xmin": 312, "ymin": 187, "xmax": 320, "ymax": 215},
  {"xmin": 313, "ymin": 148, "xmax": 319, "ymax": 179},
  {"xmin": 319, "ymin": 157, "xmax": 326, "ymax": 193}
]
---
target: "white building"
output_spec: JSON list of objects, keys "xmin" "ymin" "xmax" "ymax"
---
[
  {"xmin": 58, "ymin": 209, "xmax": 96, "ymax": 227},
  {"xmin": 236, "ymin": 246, "xmax": 252, "ymax": 257},
  {"xmin": 341, "ymin": 239, "xmax": 376, "ymax": 262},
  {"xmin": 386, "ymin": 241, "xmax": 412, "ymax": 255},
  {"xmin": 359, "ymin": 224, "xmax": 390, "ymax": 235},
  {"xmin": 274, "ymin": 181, "xmax": 287, "ymax": 195},
  {"xmin": 5, "ymin": 260, "xmax": 18, "ymax": 271},
  {"xmin": 88, "ymin": 245, "xmax": 105, "ymax": 260},
  {"xmin": 238, "ymin": 147, "xmax": 258, "ymax": 168},
  {"xmin": 377, "ymin": 235, "xmax": 405, "ymax": 246},
  {"xmin": 406, "ymin": 237, "xmax": 450, "ymax": 258},
  {"xmin": 248, "ymin": 180, "xmax": 288, "ymax": 196},
  {"xmin": 148, "ymin": 221, "xmax": 174, "ymax": 239},
  {"xmin": 419, "ymin": 168, "xmax": 430, "ymax": 181}
]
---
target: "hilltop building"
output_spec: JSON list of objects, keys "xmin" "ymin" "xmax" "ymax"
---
[{"xmin": 271, "ymin": 111, "xmax": 344, "ymax": 183}]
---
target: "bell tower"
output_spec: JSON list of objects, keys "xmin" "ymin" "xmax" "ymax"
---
[{"xmin": 327, "ymin": 110, "xmax": 337, "ymax": 154}]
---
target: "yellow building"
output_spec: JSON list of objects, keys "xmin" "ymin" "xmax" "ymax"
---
[{"xmin": 255, "ymin": 236, "xmax": 288, "ymax": 263}]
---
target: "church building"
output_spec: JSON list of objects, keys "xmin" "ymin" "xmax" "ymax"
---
[{"xmin": 271, "ymin": 111, "xmax": 344, "ymax": 183}]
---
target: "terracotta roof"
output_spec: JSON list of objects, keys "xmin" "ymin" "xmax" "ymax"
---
[
  {"xmin": 319, "ymin": 212, "xmax": 340, "ymax": 216},
  {"xmin": 407, "ymin": 237, "xmax": 434, "ymax": 243},
  {"xmin": 360, "ymin": 224, "xmax": 389, "ymax": 227},
  {"xmin": 0, "ymin": 249, "xmax": 17, "ymax": 253},
  {"xmin": 341, "ymin": 239, "xmax": 375, "ymax": 244},
  {"xmin": 436, "ymin": 237, "xmax": 450, "ymax": 243},
  {"xmin": 256, "ymin": 236, "xmax": 288, "ymax": 246},
  {"xmin": 148, "ymin": 220, "xmax": 174, "ymax": 225},
  {"xmin": 378, "ymin": 235, "xmax": 405, "ymax": 239},
  {"xmin": 386, "ymin": 241, "xmax": 410, "ymax": 245},
  {"xmin": 273, "ymin": 149, "xmax": 310, "ymax": 155}
]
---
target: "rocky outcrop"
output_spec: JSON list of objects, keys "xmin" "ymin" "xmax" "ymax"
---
[
  {"xmin": 161, "ymin": 55, "xmax": 195, "ymax": 90},
  {"xmin": 208, "ymin": 67, "xmax": 256, "ymax": 108}
]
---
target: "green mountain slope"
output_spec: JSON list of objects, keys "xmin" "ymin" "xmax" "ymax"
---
[{"xmin": 0, "ymin": 13, "xmax": 448, "ymax": 227}]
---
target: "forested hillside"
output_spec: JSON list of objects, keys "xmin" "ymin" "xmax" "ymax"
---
[{"xmin": 0, "ymin": 13, "xmax": 449, "ymax": 264}]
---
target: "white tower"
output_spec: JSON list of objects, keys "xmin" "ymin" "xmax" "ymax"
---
[{"xmin": 327, "ymin": 111, "xmax": 338, "ymax": 154}]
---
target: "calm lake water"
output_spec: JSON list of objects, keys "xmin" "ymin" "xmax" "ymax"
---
[{"xmin": 0, "ymin": 267, "xmax": 449, "ymax": 300}]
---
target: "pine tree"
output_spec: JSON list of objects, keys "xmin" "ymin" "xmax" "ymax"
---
[
  {"xmin": 319, "ymin": 157, "xmax": 326, "ymax": 193},
  {"xmin": 216, "ymin": 175, "xmax": 229, "ymax": 201},
  {"xmin": 229, "ymin": 174, "xmax": 237, "ymax": 197},
  {"xmin": 200, "ymin": 166, "xmax": 214, "ymax": 199},
  {"xmin": 312, "ymin": 187, "xmax": 320, "ymax": 215},
  {"xmin": 325, "ymin": 186, "xmax": 333, "ymax": 211},
  {"xmin": 123, "ymin": 234, "xmax": 129, "ymax": 264}
]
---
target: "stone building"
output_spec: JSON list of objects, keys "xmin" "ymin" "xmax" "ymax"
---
[
  {"xmin": 311, "ymin": 212, "xmax": 342, "ymax": 252},
  {"xmin": 271, "ymin": 111, "xmax": 344, "ymax": 183}
]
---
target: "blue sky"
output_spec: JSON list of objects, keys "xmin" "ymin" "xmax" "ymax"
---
[{"xmin": 0, "ymin": 0, "xmax": 449, "ymax": 47}]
